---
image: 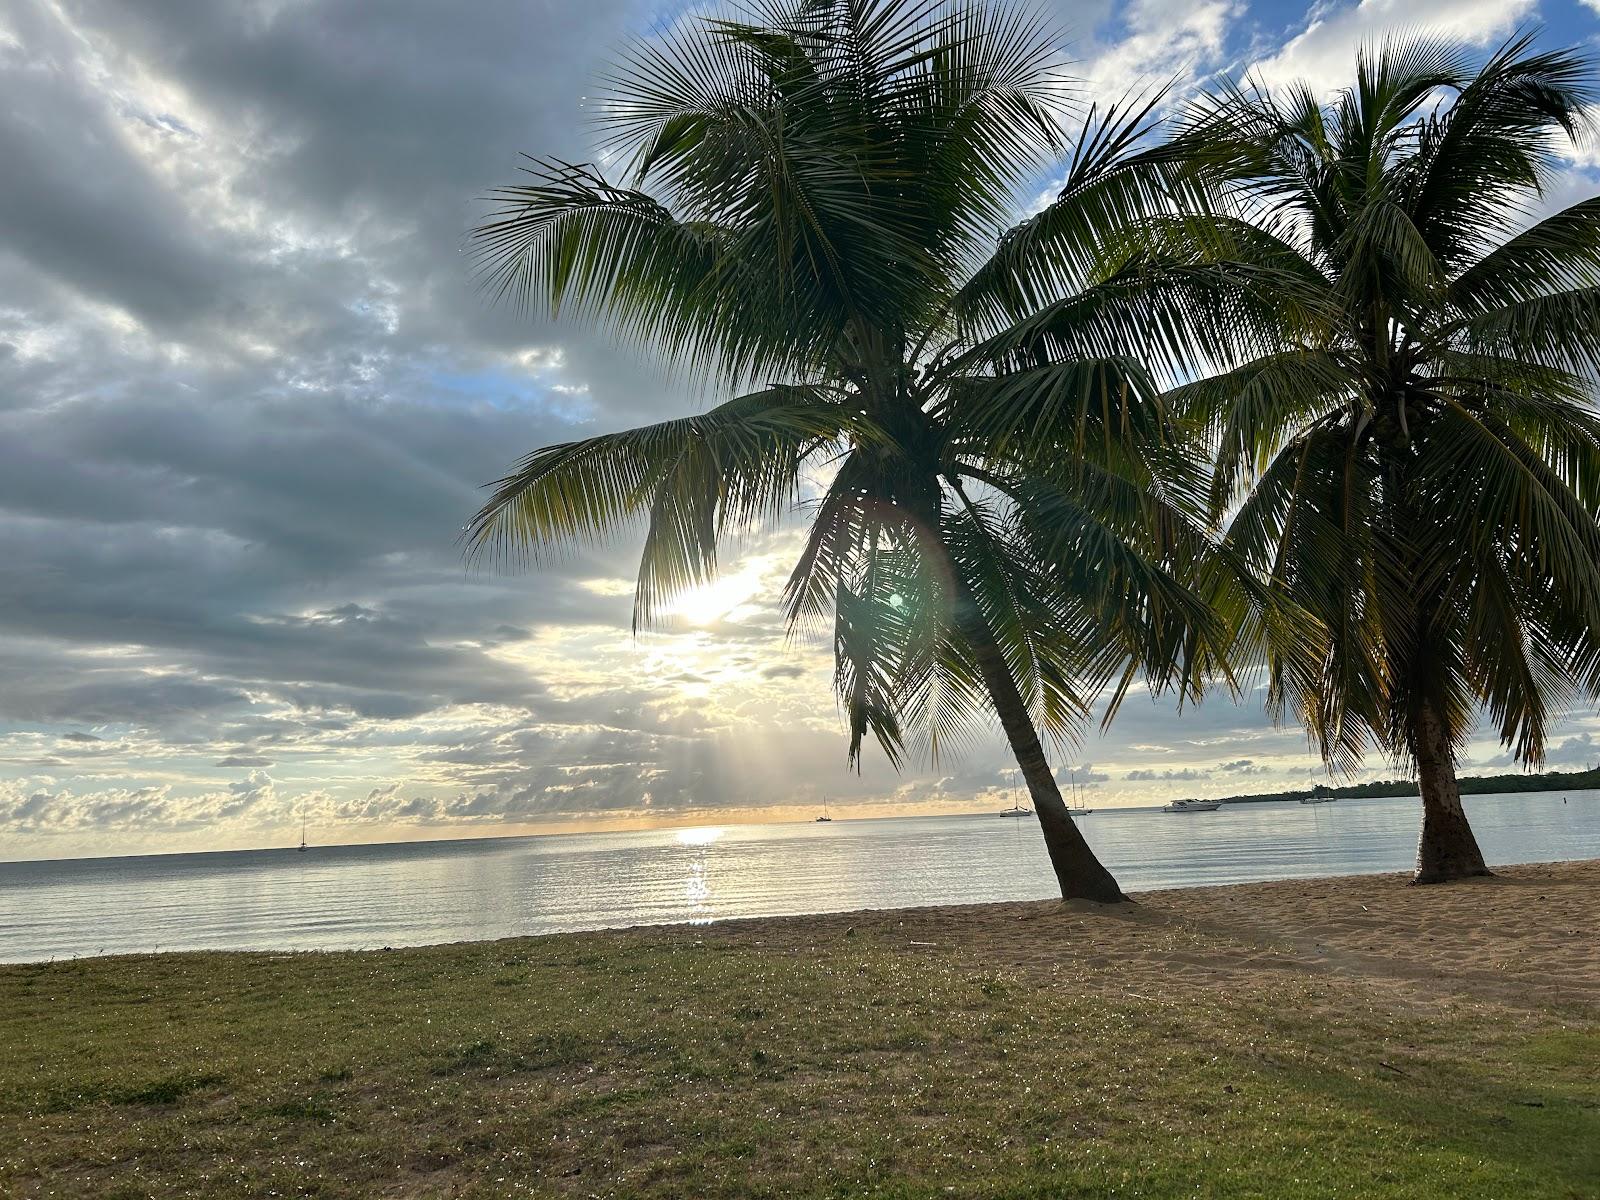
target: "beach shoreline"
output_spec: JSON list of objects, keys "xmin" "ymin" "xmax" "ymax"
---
[
  {"xmin": 566, "ymin": 858, "xmax": 1600, "ymax": 1015},
  {"xmin": 6, "ymin": 855, "xmax": 1599, "ymax": 977}
]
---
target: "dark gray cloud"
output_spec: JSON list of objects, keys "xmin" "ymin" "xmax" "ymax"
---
[
  {"xmin": 0, "ymin": 5, "xmax": 231, "ymax": 334},
  {"xmin": 1126, "ymin": 767, "xmax": 1210, "ymax": 782},
  {"xmin": 1055, "ymin": 763, "xmax": 1109, "ymax": 786},
  {"xmin": 1217, "ymin": 759, "xmax": 1268, "ymax": 775},
  {"xmin": 0, "ymin": 0, "xmax": 717, "ymax": 853}
]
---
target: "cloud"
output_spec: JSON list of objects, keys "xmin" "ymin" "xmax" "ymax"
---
[
  {"xmin": 0, "ymin": 770, "xmax": 282, "ymax": 834},
  {"xmin": 1126, "ymin": 767, "xmax": 1211, "ymax": 781},
  {"xmin": 1250, "ymin": 0, "xmax": 1537, "ymax": 96},
  {"xmin": 1545, "ymin": 733, "xmax": 1600, "ymax": 768},
  {"xmin": 1484, "ymin": 730, "xmax": 1600, "ymax": 770},
  {"xmin": 1082, "ymin": 0, "xmax": 1240, "ymax": 99},
  {"xmin": 1057, "ymin": 763, "xmax": 1110, "ymax": 786},
  {"xmin": 1217, "ymin": 758, "xmax": 1269, "ymax": 775}
]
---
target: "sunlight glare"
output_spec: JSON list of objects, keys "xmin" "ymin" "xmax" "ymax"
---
[
  {"xmin": 666, "ymin": 565, "xmax": 764, "ymax": 626},
  {"xmin": 675, "ymin": 826, "xmax": 725, "ymax": 846}
]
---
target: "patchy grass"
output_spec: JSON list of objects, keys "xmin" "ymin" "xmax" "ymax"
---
[{"xmin": 1, "ymin": 886, "xmax": 1596, "ymax": 1198}]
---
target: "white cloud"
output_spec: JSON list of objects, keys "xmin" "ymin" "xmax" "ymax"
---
[
  {"xmin": 1252, "ymin": 0, "xmax": 1537, "ymax": 96},
  {"xmin": 1080, "ymin": 0, "xmax": 1241, "ymax": 101}
]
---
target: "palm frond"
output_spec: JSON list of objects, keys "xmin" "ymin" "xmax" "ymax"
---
[
  {"xmin": 1167, "ymin": 349, "xmax": 1355, "ymax": 516},
  {"xmin": 1460, "ymin": 286, "xmax": 1600, "ymax": 375},
  {"xmin": 954, "ymin": 90, "xmax": 1200, "ymax": 333},
  {"xmin": 1405, "ymin": 32, "xmax": 1598, "ymax": 265},
  {"xmin": 1451, "ymin": 196, "xmax": 1600, "ymax": 313},
  {"xmin": 466, "ymin": 386, "xmax": 849, "ymax": 627},
  {"xmin": 941, "ymin": 484, "xmax": 1090, "ymax": 749}
]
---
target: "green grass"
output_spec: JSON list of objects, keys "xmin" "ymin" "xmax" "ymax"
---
[{"xmin": 1, "ymin": 924, "xmax": 1596, "ymax": 1198}]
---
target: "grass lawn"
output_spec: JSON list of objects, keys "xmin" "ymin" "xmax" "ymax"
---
[{"xmin": 1, "ymin": 865, "xmax": 1597, "ymax": 1198}]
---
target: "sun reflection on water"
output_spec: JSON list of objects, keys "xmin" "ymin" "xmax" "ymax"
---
[
  {"xmin": 673, "ymin": 827, "xmax": 724, "ymax": 924},
  {"xmin": 675, "ymin": 826, "xmax": 724, "ymax": 846}
]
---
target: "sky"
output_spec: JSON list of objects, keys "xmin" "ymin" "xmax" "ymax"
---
[{"xmin": 2, "ymin": 0, "xmax": 1599, "ymax": 861}]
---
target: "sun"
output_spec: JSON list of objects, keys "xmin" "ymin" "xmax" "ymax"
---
[{"xmin": 666, "ymin": 565, "xmax": 766, "ymax": 626}]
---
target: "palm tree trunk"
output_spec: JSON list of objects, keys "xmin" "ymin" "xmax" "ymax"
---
[
  {"xmin": 951, "ymin": 581, "xmax": 1128, "ymax": 903},
  {"xmin": 1410, "ymin": 696, "xmax": 1492, "ymax": 884}
]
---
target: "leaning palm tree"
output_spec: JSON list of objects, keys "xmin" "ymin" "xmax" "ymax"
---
[
  {"xmin": 466, "ymin": 0, "xmax": 1246, "ymax": 901},
  {"xmin": 1163, "ymin": 33, "xmax": 1600, "ymax": 882}
]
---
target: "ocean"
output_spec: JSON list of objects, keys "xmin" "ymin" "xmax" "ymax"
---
[{"xmin": 3, "ymin": 790, "xmax": 1597, "ymax": 963}]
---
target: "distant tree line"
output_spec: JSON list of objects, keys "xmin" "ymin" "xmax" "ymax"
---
[{"xmin": 1216, "ymin": 767, "xmax": 1600, "ymax": 805}]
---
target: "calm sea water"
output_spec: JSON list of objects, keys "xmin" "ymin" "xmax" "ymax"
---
[{"xmin": 2, "ymin": 791, "xmax": 1598, "ymax": 963}]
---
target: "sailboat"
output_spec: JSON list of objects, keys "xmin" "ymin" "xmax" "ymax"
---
[
  {"xmin": 297, "ymin": 806, "xmax": 309, "ymax": 851},
  {"xmin": 1300, "ymin": 777, "xmax": 1337, "ymax": 804},
  {"xmin": 1068, "ymin": 769, "xmax": 1093, "ymax": 817},
  {"xmin": 814, "ymin": 797, "xmax": 832, "ymax": 823},
  {"xmin": 999, "ymin": 772, "xmax": 1032, "ymax": 817}
]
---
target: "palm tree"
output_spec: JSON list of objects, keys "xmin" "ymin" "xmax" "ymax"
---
[
  {"xmin": 465, "ymin": 0, "xmax": 1245, "ymax": 901},
  {"xmin": 1162, "ymin": 34, "xmax": 1600, "ymax": 882}
]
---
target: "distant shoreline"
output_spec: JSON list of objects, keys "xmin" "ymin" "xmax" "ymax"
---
[{"xmin": 1215, "ymin": 766, "xmax": 1600, "ymax": 805}]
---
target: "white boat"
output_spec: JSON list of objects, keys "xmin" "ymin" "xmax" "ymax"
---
[
  {"xmin": 1067, "ymin": 769, "xmax": 1092, "ymax": 816},
  {"xmin": 1163, "ymin": 799, "xmax": 1222, "ymax": 813},
  {"xmin": 999, "ymin": 774, "xmax": 1032, "ymax": 817},
  {"xmin": 1299, "ymin": 795, "xmax": 1337, "ymax": 805}
]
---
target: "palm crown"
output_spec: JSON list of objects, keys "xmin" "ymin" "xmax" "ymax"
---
[
  {"xmin": 468, "ymin": 0, "xmax": 1247, "ymax": 901},
  {"xmin": 1165, "ymin": 33, "xmax": 1600, "ymax": 880}
]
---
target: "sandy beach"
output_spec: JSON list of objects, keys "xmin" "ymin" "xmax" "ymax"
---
[{"xmin": 668, "ymin": 858, "xmax": 1600, "ymax": 1015}]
